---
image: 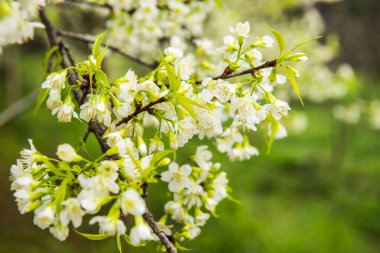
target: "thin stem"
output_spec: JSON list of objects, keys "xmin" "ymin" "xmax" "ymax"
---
[
  {"xmin": 56, "ymin": 30, "xmax": 157, "ymax": 69},
  {"xmin": 116, "ymin": 96, "xmax": 168, "ymax": 126},
  {"xmin": 195, "ymin": 59, "xmax": 277, "ymax": 84},
  {"xmin": 143, "ymin": 210, "xmax": 177, "ymax": 253}
]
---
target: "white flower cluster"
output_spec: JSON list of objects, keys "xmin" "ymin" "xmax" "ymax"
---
[
  {"xmin": 162, "ymin": 146, "xmax": 228, "ymax": 240},
  {"xmin": 10, "ymin": 140, "xmax": 155, "ymax": 243},
  {"xmin": 13, "ymin": 20, "xmax": 308, "ymax": 248},
  {"xmin": 96, "ymin": 0, "xmax": 214, "ymax": 58},
  {"xmin": 0, "ymin": 0, "xmax": 46, "ymax": 53}
]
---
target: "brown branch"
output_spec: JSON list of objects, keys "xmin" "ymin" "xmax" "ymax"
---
[
  {"xmin": 64, "ymin": 0, "xmax": 193, "ymax": 14},
  {"xmin": 56, "ymin": 30, "xmax": 157, "ymax": 69},
  {"xmin": 143, "ymin": 210, "xmax": 177, "ymax": 253},
  {"xmin": 39, "ymin": 8, "xmax": 175, "ymax": 252},
  {"xmin": 116, "ymin": 96, "xmax": 168, "ymax": 126},
  {"xmin": 195, "ymin": 59, "xmax": 277, "ymax": 84}
]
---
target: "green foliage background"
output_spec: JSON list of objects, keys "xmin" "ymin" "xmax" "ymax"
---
[{"xmin": 1, "ymin": 0, "xmax": 380, "ymax": 252}]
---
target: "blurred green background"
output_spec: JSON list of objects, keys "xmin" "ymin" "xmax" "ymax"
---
[{"xmin": 1, "ymin": 0, "xmax": 380, "ymax": 252}]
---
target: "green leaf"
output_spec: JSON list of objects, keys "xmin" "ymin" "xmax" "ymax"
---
[
  {"xmin": 92, "ymin": 33, "xmax": 105, "ymax": 58},
  {"xmin": 42, "ymin": 46, "xmax": 59, "ymax": 70},
  {"xmin": 284, "ymin": 65, "xmax": 304, "ymax": 106},
  {"xmin": 266, "ymin": 119, "xmax": 278, "ymax": 155},
  {"xmin": 74, "ymin": 230, "xmax": 113, "ymax": 240},
  {"xmin": 96, "ymin": 46, "xmax": 107, "ymax": 68},
  {"xmin": 41, "ymin": 158, "xmax": 66, "ymax": 177},
  {"xmin": 33, "ymin": 88, "xmax": 50, "ymax": 115},
  {"xmin": 176, "ymin": 95, "xmax": 204, "ymax": 119},
  {"xmin": 54, "ymin": 179, "xmax": 67, "ymax": 211},
  {"xmin": 116, "ymin": 234, "xmax": 122, "ymax": 253},
  {"xmin": 176, "ymin": 95, "xmax": 197, "ymax": 118},
  {"xmin": 268, "ymin": 26, "xmax": 285, "ymax": 55},
  {"xmin": 285, "ymin": 36, "xmax": 322, "ymax": 56},
  {"xmin": 163, "ymin": 60, "xmax": 181, "ymax": 93},
  {"xmin": 284, "ymin": 53, "xmax": 308, "ymax": 62},
  {"xmin": 150, "ymin": 150, "xmax": 175, "ymax": 166},
  {"xmin": 122, "ymin": 234, "xmax": 146, "ymax": 246},
  {"xmin": 142, "ymin": 150, "xmax": 174, "ymax": 179},
  {"xmin": 95, "ymin": 70, "xmax": 110, "ymax": 87}
]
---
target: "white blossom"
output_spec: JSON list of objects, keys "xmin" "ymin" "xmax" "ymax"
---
[
  {"xmin": 90, "ymin": 216, "xmax": 126, "ymax": 235},
  {"xmin": 60, "ymin": 198, "xmax": 85, "ymax": 228},
  {"xmin": 120, "ymin": 188, "xmax": 146, "ymax": 216},
  {"xmin": 56, "ymin": 144, "xmax": 80, "ymax": 162},
  {"xmin": 130, "ymin": 223, "xmax": 155, "ymax": 245},
  {"xmin": 161, "ymin": 163, "xmax": 192, "ymax": 192},
  {"xmin": 230, "ymin": 21, "xmax": 250, "ymax": 38}
]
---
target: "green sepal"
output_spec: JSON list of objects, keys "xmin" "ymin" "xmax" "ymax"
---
[
  {"xmin": 122, "ymin": 234, "xmax": 147, "ymax": 247},
  {"xmin": 284, "ymin": 65, "xmax": 304, "ymax": 106},
  {"xmin": 163, "ymin": 60, "xmax": 181, "ymax": 93},
  {"xmin": 267, "ymin": 26, "xmax": 285, "ymax": 55},
  {"xmin": 116, "ymin": 234, "xmax": 123, "ymax": 253},
  {"xmin": 33, "ymin": 88, "xmax": 50, "ymax": 116},
  {"xmin": 95, "ymin": 69, "xmax": 110, "ymax": 87},
  {"xmin": 54, "ymin": 179, "xmax": 67, "ymax": 212},
  {"xmin": 92, "ymin": 33, "xmax": 105, "ymax": 59},
  {"xmin": 74, "ymin": 229, "xmax": 113, "ymax": 240}
]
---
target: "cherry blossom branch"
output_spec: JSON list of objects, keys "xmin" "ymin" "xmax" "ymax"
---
[
  {"xmin": 56, "ymin": 30, "xmax": 157, "ymax": 69},
  {"xmin": 117, "ymin": 96, "xmax": 168, "ymax": 126},
  {"xmin": 39, "ymin": 8, "xmax": 176, "ymax": 253},
  {"xmin": 195, "ymin": 60, "xmax": 277, "ymax": 84}
]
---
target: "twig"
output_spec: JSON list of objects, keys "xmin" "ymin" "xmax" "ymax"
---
[
  {"xmin": 117, "ymin": 96, "xmax": 168, "ymax": 126},
  {"xmin": 82, "ymin": 126, "xmax": 91, "ymax": 143},
  {"xmin": 56, "ymin": 30, "xmax": 157, "ymax": 69},
  {"xmin": 195, "ymin": 59, "xmax": 277, "ymax": 84},
  {"xmin": 39, "ymin": 8, "xmax": 176, "ymax": 252},
  {"xmin": 143, "ymin": 210, "xmax": 177, "ymax": 253},
  {"xmin": 0, "ymin": 89, "xmax": 39, "ymax": 127}
]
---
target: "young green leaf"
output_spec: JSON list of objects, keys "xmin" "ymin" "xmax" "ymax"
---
[
  {"xmin": 74, "ymin": 230, "xmax": 113, "ymax": 240},
  {"xmin": 285, "ymin": 36, "xmax": 322, "ymax": 57},
  {"xmin": 284, "ymin": 65, "xmax": 304, "ymax": 106},
  {"xmin": 95, "ymin": 70, "xmax": 110, "ymax": 87},
  {"xmin": 150, "ymin": 150, "xmax": 175, "ymax": 167},
  {"xmin": 96, "ymin": 46, "xmax": 107, "ymax": 68},
  {"xmin": 92, "ymin": 33, "xmax": 105, "ymax": 58},
  {"xmin": 266, "ymin": 118, "xmax": 279, "ymax": 155},
  {"xmin": 34, "ymin": 88, "xmax": 50, "ymax": 115},
  {"xmin": 116, "ymin": 234, "xmax": 122, "ymax": 253},
  {"xmin": 54, "ymin": 179, "xmax": 67, "ymax": 211},
  {"xmin": 268, "ymin": 26, "xmax": 286, "ymax": 55},
  {"xmin": 163, "ymin": 60, "xmax": 181, "ymax": 93},
  {"xmin": 176, "ymin": 95, "xmax": 197, "ymax": 119}
]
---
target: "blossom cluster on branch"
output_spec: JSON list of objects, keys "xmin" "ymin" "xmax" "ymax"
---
[{"xmin": 6, "ymin": 1, "xmax": 311, "ymax": 252}]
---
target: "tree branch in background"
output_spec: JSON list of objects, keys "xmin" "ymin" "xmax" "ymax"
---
[
  {"xmin": 39, "ymin": 8, "xmax": 176, "ymax": 253},
  {"xmin": 56, "ymin": 30, "xmax": 158, "ymax": 69},
  {"xmin": 0, "ymin": 89, "xmax": 39, "ymax": 127}
]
